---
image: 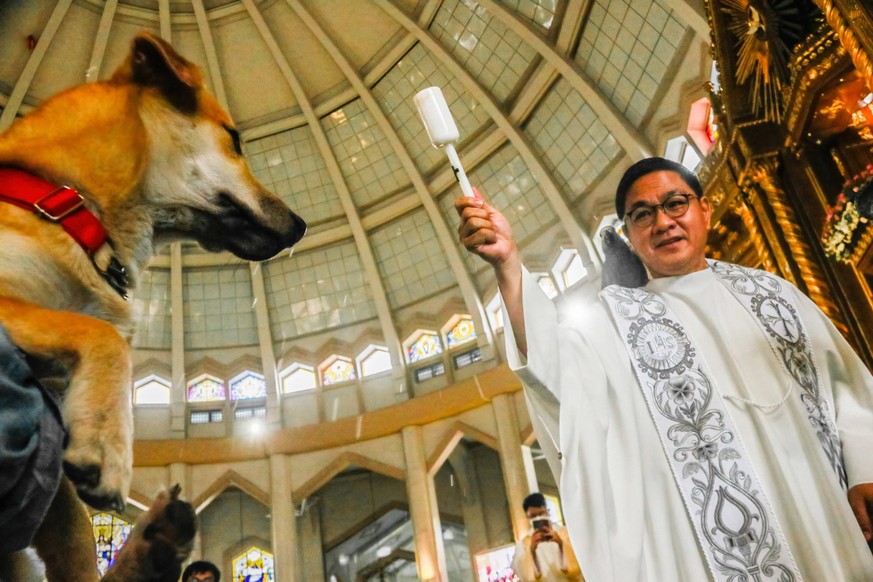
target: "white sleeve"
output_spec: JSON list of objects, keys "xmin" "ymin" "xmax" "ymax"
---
[
  {"xmin": 511, "ymin": 539, "xmax": 539, "ymax": 582},
  {"xmin": 503, "ymin": 266, "xmax": 563, "ymax": 402},
  {"xmin": 795, "ymin": 287, "xmax": 873, "ymax": 487}
]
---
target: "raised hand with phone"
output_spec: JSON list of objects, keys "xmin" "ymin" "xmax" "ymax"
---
[{"xmin": 510, "ymin": 493, "xmax": 583, "ymax": 581}]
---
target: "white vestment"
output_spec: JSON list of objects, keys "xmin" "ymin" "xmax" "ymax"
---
[{"xmin": 505, "ymin": 265, "xmax": 873, "ymax": 581}]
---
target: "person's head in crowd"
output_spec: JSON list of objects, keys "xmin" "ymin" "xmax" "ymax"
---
[
  {"xmin": 523, "ymin": 492, "xmax": 549, "ymax": 521},
  {"xmin": 182, "ymin": 560, "xmax": 221, "ymax": 582}
]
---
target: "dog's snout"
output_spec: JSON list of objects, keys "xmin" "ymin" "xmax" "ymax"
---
[
  {"xmin": 260, "ymin": 195, "xmax": 305, "ymax": 245},
  {"xmin": 288, "ymin": 212, "xmax": 306, "ymax": 246}
]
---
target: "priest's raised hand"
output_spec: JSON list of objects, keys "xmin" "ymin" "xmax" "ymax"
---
[{"xmin": 454, "ymin": 189, "xmax": 526, "ymax": 356}]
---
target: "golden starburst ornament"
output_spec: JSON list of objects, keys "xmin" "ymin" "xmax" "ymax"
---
[{"xmin": 721, "ymin": 0, "xmax": 805, "ymax": 122}]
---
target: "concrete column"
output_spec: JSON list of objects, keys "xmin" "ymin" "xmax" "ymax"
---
[
  {"xmin": 169, "ymin": 462, "xmax": 188, "ymax": 492},
  {"xmin": 298, "ymin": 500, "xmax": 325, "ymax": 581},
  {"xmin": 249, "ymin": 263, "xmax": 281, "ymax": 426},
  {"xmin": 446, "ymin": 447, "xmax": 489, "ymax": 575},
  {"xmin": 270, "ymin": 453, "xmax": 300, "ymax": 582},
  {"xmin": 170, "ymin": 242, "xmax": 186, "ymax": 437},
  {"xmin": 492, "ymin": 394, "xmax": 530, "ymax": 539},
  {"xmin": 521, "ymin": 444, "xmax": 540, "ymax": 494},
  {"xmin": 402, "ymin": 425, "xmax": 446, "ymax": 582}
]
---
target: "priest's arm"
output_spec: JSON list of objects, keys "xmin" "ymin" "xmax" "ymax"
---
[{"xmin": 794, "ymin": 286, "xmax": 873, "ymax": 543}]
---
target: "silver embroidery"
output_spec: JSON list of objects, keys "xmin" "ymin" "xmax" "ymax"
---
[
  {"xmin": 710, "ymin": 261, "xmax": 847, "ymax": 489},
  {"xmin": 602, "ymin": 285, "xmax": 800, "ymax": 582}
]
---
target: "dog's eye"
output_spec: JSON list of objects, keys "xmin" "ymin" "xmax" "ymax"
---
[{"xmin": 224, "ymin": 125, "xmax": 243, "ymax": 156}]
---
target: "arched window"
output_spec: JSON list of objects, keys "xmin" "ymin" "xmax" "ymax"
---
[
  {"xmin": 187, "ymin": 374, "xmax": 226, "ymax": 402},
  {"xmin": 445, "ymin": 317, "xmax": 477, "ymax": 349},
  {"xmin": 229, "ymin": 371, "xmax": 267, "ymax": 400},
  {"xmin": 232, "ymin": 546, "xmax": 275, "ymax": 582},
  {"xmin": 405, "ymin": 331, "xmax": 443, "ymax": 363},
  {"xmin": 280, "ymin": 364, "xmax": 316, "ymax": 394},
  {"xmin": 357, "ymin": 345, "xmax": 392, "ymax": 377},
  {"xmin": 321, "ymin": 356, "xmax": 356, "ymax": 386},
  {"xmin": 664, "ymin": 135, "xmax": 701, "ymax": 171},
  {"xmin": 535, "ymin": 274, "xmax": 559, "ymax": 299},
  {"xmin": 486, "ymin": 294, "xmax": 504, "ymax": 331},
  {"xmin": 133, "ymin": 374, "xmax": 171, "ymax": 405},
  {"xmin": 551, "ymin": 249, "xmax": 587, "ymax": 291},
  {"xmin": 92, "ymin": 513, "xmax": 132, "ymax": 576}
]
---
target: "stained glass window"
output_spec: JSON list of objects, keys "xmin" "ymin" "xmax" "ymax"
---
[
  {"xmin": 233, "ymin": 546, "xmax": 275, "ymax": 582},
  {"xmin": 706, "ymin": 104, "xmax": 719, "ymax": 144},
  {"xmin": 187, "ymin": 375, "xmax": 226, "ymax": 402},
  {"xmin": 322, "ymin": 357, "xmax": 356, "ymax": 386},
  {"xmin": 230, "ymin": 371, "xmax": 267, "ymax": 400},
  {"xmin": 446, "ymin": 318, "xmax": 476, "ymax": 349},
  {"xmin": 281, "ymin": 365, "xmax": 316, "ymax": 393},
  {"xmin": 92, "ymin": 513, "xmax": 132, "ymax": 576},
  {"xmin": 407, "ymin": 332, "xmax": 443, "ymax": 363},
  {"xmin": 134, "ymin": 375, "xmax": 171, "ymax": 405},
  {"xmin": 359, "ymin": 345, "xmax": 392, "ymax": 377}
]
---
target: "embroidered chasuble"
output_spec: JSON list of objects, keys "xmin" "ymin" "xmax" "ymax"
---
[{"xmin": 503, "ymin": 264, "xmax": 873, "ymax": 582}]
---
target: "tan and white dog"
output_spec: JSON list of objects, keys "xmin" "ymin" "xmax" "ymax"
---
[{"xmin": 0, "ymin": 33, "xmax": 305, "ymax": 580}]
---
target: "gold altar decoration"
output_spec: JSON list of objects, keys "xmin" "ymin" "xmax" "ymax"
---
[{"xmin": 721, "ymin": 0, "xmax": 807, "ymax": 122}]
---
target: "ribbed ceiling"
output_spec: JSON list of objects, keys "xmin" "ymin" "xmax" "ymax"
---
[{"xmin": 0, "ymin": 0, "xmax": 709, "ymax": 383}]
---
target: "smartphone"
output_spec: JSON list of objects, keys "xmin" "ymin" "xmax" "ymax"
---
[{"xmin": 532, "ymin": 518, "xmax": 552, "ymax": 533}]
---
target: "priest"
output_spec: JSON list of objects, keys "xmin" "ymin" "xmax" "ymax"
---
[{"xmin": 455, "ymin": 157, "xmax": 873, "ymax": 581}]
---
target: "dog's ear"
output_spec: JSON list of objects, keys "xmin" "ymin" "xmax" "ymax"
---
[{"xmin": 128, "ymin": 33, "xmax": 203, "ymax": 113}]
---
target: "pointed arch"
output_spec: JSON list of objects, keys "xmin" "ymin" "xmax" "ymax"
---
[
  {"xmin": 426, "ymin": 421, "xmax": 499, "ymax": 477},
  {"xmin": 293, "ymin": 451, "xmax": 405, "ymax": 500},
  {"xmin": 192, "ymin": 469, "xmax": 270, "ymax": 514}
]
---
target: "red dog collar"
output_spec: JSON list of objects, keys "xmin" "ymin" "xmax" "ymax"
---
[
  {"xmin": 0, "ymin": 167, "xmax": 129, "ymax": 299},
  {"xmin": 0, "ymin": 167, "xmax": 107, "ymax": 254}
]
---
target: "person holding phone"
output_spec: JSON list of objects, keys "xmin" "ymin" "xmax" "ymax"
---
[{"xmin": 511, "ymin": 493, "xmax": 583, "ymax": 581}]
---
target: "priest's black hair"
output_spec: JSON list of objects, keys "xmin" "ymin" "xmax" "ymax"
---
[{"xmin": 614, "ymin": 157, "xmax": 703, "ymax": 218}]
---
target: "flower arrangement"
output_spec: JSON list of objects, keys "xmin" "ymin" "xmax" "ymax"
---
[{"xmin": 822, "ymin": 166, "xmax": 873, "ymax": 262}]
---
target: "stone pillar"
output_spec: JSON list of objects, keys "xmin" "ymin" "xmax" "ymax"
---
[
  {"xmin": 270, "ymin": 453, "xmax": 299, "ymax": 582},
  {"xmin": 249, "ymin": 263, "xmax": 281, "ymax": 426},
  {"xmin": 520, "ymin": 444, "xmax": 540, "ymax": 494},
  {"xmin": 447, "ymin": 447, "xmax": 489, "ymax": 573},
  {"xmin": 298, "ymin": 500, "xmax": 325, "ymax": 581},
  {"xmin": 402, "ymin": 425, "xmax": 446, "ymax": 582},
  {"xmin": 170, "ymin": 242, "xmax": 186, "ymax": 437},
  {"xmin": 169, "ymin": 462, "xmax": 190, "ymax": 507},
  {"xmin": 492, "ymin": 394, "xmax": 530, "ymax": 539}
]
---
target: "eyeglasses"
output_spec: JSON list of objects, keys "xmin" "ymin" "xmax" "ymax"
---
[{"xmin": 624, "ymin": 193, "xmax": 698, "ymax": 228}]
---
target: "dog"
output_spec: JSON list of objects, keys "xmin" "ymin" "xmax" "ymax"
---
[{"xmin": 0, "ymin": 32, "xmax": 306, "ymax": 580}]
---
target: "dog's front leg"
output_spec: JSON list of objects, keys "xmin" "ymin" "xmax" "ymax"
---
[
  {"xmin": 101, "ymin": 485, "xmax": 196, "ymax": 582},
  {"xmin": 33, "ymin": 477, "xmax": 101, "ymax": 582},
  {"xmin": 0, "ymin": 297, "xmax": 133, "ymax": 511}
]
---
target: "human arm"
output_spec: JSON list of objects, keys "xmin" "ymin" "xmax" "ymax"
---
[
  {"xmin": 556, "ymin": 527, "xmax": 584, "ymax": 579},
  {"xmin": 511, "ymin": 538, "xmax": 541, "ymax": 581},
  {"xmin": 455, "ymin": 192, "xmax": 526, "ymax": 356},
  {"xmin": 797, "ymin": 289, "xmax": 873, "ymax": 542}
]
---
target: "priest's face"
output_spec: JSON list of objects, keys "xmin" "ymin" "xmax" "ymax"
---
[{"xmin": 623, "ymin": 170, "xmax": 711, "ymax": 279}]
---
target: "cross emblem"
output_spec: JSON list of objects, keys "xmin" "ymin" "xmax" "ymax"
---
[{"xmin": 760, "ymin": 299, "xmax": 799, "ymax": 342}]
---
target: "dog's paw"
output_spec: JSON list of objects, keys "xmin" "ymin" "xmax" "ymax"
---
[
  {"xmin": 62, "ymin": 417, "xmax": 132, "ymax": 512},
  {"xmin": 63, "ymin": 460, "xmax": 126, "ymax": 512},
  {"xmin": 103, "ymin": 485, "xmax": 197, "ymax": 582}
]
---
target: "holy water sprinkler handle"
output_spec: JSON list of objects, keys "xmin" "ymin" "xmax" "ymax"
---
[{"xmin": 413, "ymin": 87, "xmax": 476, "ymax": 198}]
